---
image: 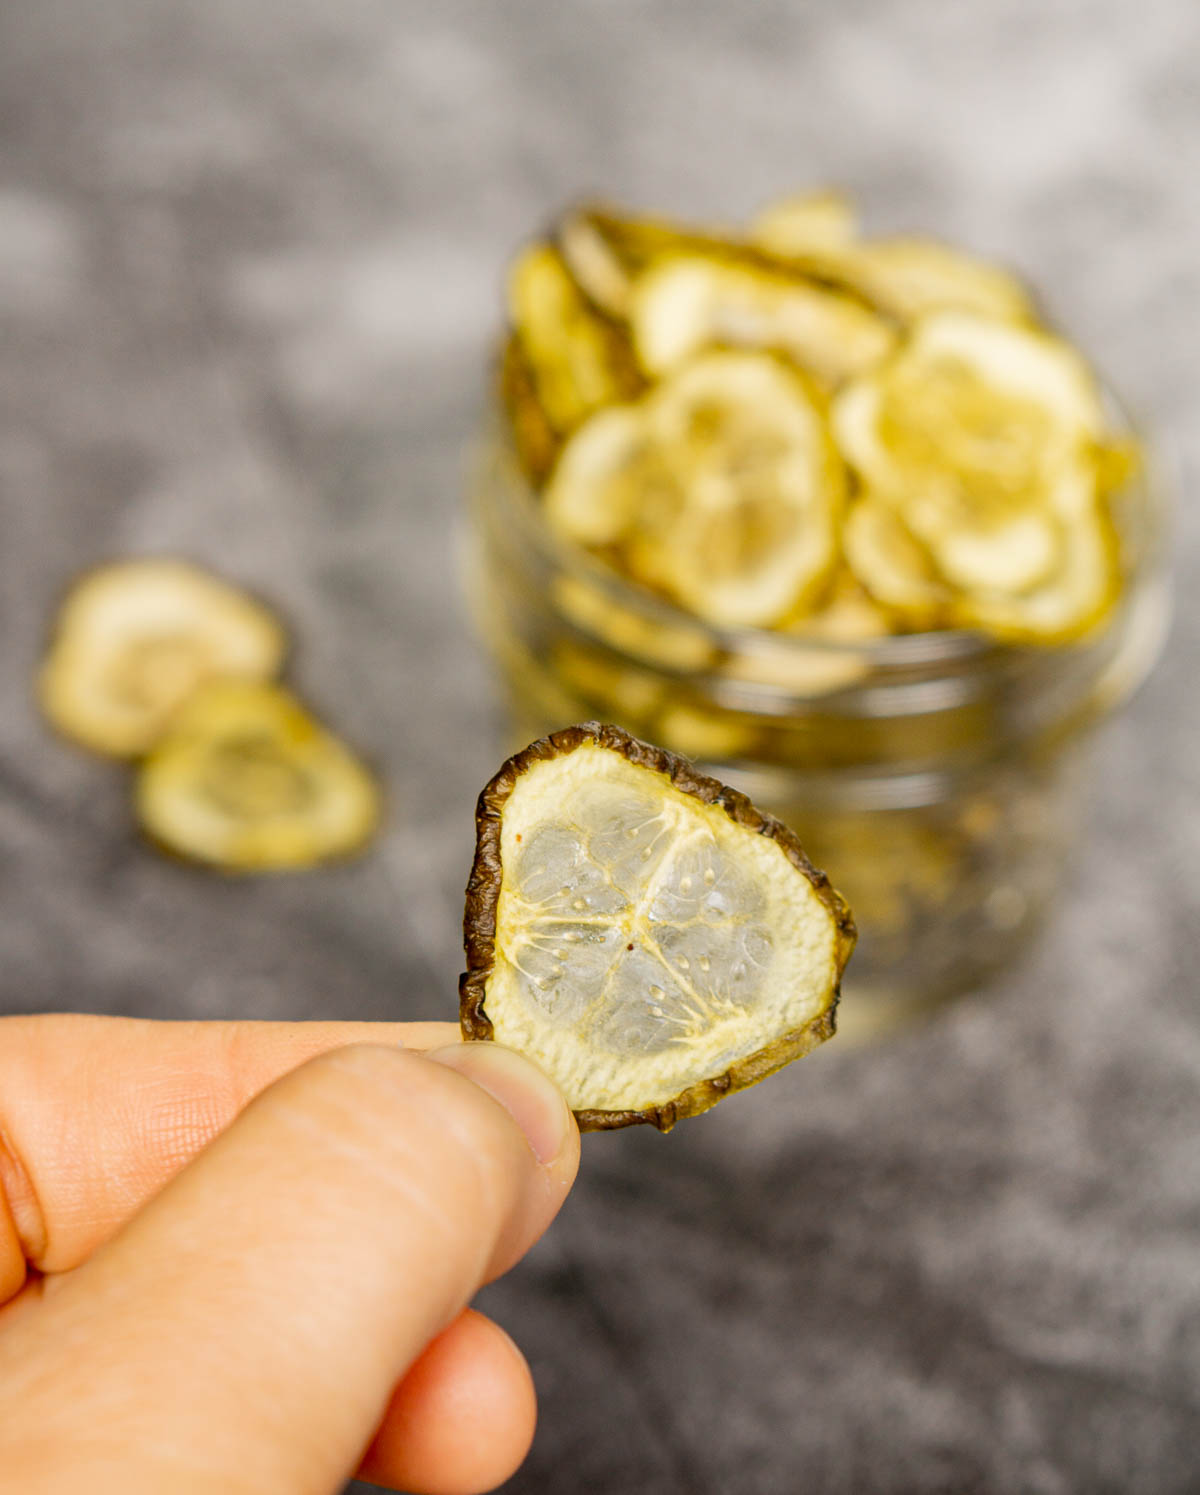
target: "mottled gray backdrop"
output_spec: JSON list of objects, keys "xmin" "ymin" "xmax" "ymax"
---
[{"xmin": 2, "ymin": 2, "xmax": 1199, "ymax": 1491}]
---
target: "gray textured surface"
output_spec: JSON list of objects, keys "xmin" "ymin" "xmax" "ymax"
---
[{"xmin": 2, "ymin": 2, "xmax": 1199, "ymax": 1491}]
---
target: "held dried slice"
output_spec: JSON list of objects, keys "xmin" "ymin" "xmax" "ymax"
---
[
  {"xmin": 38, "ymin": 560, "xmax": 287, "ymax": 758},
  {"xmin": 460, "ymin": 723, "xmax": 854, "ymax": 1130},
  {"xmin": 507, "ymin": 242, "xmax": 641, "ymax": 434},
  {"xmin": 631, "ymin": 254, "xmax": 895, "ymax": 386},
  {"xmin": 135, "ymin": 679, "xmax": 381, "ymax": 870}
]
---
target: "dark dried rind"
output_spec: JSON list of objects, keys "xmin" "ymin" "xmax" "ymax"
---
[{"xmin": 460, "ymin": 722, "xmax": 855, "ymax": 1131}]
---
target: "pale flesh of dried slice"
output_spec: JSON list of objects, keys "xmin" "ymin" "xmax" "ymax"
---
[
  {"xmin": 38, "ymin": 560, "xmax": 287, "ymax": 758},
  {"xmin": 135, "ymin": 679, "xmax": 380, "ymax": 870},
  {"xmin": 460, "ymin": 724, "xmax": 855, "ymax": 1130}
]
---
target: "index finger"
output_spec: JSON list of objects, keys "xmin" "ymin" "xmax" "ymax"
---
[{"xmin": 0, "ymin": 1013, "xmax": 462, "ymax": 1296}]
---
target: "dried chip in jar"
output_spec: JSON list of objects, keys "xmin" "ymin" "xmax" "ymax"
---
[
  {"xmin": 546, "ymin": 351, "xmax": 845, "ymax": 630},
  {"xmin": 631, "ymin": 254, "xmax": 895, "ymax": 387},
  {"xmin": 749, "ymin": 189, "xmax": 860, "ymax": 256},
  {"xmin": 499, "ymin": 333, "xmax": 559, "ymax": 484},
  {"xmin": 460, "ymin": 723, "xmax": 855, "ymax": 1130},
  {"xmin": 135, "ymin": 679, "xmax": 380, "ymax": 870},
  {"xmin": 38, "ymin": 560, "xmax": 287, "ymax": 758},
  {"xmin": 833, "ymin": 311, "xmax": 1120, "ymax": 638},
  {"xmin": 507, "ymin": 242, "xmax": 641, "ymax": 434},
  {"xmin": 843, "ymin": 498, "xmax": 950, "ymax": 629},
  {"xmin": 556, "ymin": 203, "xmax": 730, "ymax": 319}
]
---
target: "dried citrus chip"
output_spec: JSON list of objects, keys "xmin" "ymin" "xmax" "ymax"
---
[
  {"xmin": 507, "ymin": 242, "xmax": 641, "ymax": 433},
  {"xmin": 460, "ymin": 723, "xmax": 854, "ymax": 1130},
  {"xmin": 951, "ymin": 502, "xmax": 1121, "ymax": 645},
  {"xmin": 631, "ymin": 254, "xmax": 895, "ymax": 386},
  {"xmin": 652, "ymin": 701, "xmax": 760, "ymax": 763},
  {"xmin": 843, "ymin": 498, "xmax": 950, "ymax": 627},
  {"xmin": 750, "ymin": 189, "xmax": 860, "ymax": 255},
  {"xmin": 135, "ymin": 679, "xmax": 380, "ymax": 870},
  {"xmin": 547, "ymin": 352, "xmax": 844, "ymax": 629},
  {"xmin": 39, "ymin": 560, "xmax": 287, "ymax": 758},
  {"xmin": 499, "ymin": 334, "xmax": 559, "ymax": 484},
  {"xmin": 834, "ymin": 311, "xmax": 1114, "ymax": 622},
  {"xmin": 556, "ymin": 204, "xmax": 728, "ymax": 319},
  {"xmin": 833, "ymin": 238, "xmax": 1034, "ymax": 324}
]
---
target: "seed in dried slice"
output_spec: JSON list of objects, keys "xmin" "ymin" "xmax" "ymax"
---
[
  {"xmin": 460, "ymin": 723, "xmax": 855, "ymax": 1130},
  {"xmin": 750, "ymin": 189, "xmax": 861, "ymax": 256},
  {"xmin": 135, "ymin": 679, "xmax": 380, "ymax": 870},
  {"xmin": 507, "ymin": 242, "xmax": 641, "ymax": 434},
  {"xmin": 631, "ymin": 254, "xmax": 895, "ymax": 387},
  {"xmin": 39, "ymin": 560, "xmax": 287, "ymax": 758},
  {"xmin": 546, "ymin": 352, "xmax": 845, "ymax": 630}
]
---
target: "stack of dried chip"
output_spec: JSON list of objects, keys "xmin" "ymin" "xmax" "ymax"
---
[
  {"xmin": 38, "ymin": 560, "xmax": 380, "ymax": 869},
  {"xmin": 500, "ymin": 191, "xmax": 1136, "ymax": 649}
]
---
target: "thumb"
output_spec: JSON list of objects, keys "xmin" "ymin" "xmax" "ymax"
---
[{"xmin": 0, "ymin": 1041, "xmax": 578, "ymax": 1495}]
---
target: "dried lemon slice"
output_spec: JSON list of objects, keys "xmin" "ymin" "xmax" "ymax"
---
[
  {"xmin": 39, "ymin": 560, "xmax": 287, "ymax": 758},
  {"xmin": 828, "ymin": 238, "xmax": 1033, "ymax": 324},
  {"xmin": 135, "ymin": 679, "xmax": 380, "ymax": 870},
  {"xmin": 833, "ymin": 312, "xmax": 1113, "ymax": 624},
  {"xmin": 952, "ymin": 502, "xmax": 1120, "ymax": 644},
  {"xmin": 631, "ymin": 254, "xmax": 895, "ymax": 386},
  {"xmin": 557, "ymin": 204, "xmax": 728, "ymax": 319},
  {"xmin": 843, "ymin": 499, "xmax": 950, "ymax": 627},
  {"xmin": 546, "ymin": 352, "xmax": 845, "ymax": 629},
  {"xmin": 460, "ymin": 723, "xmax": 854, "ymax": 1130},
  {"xmin": 499, "ymin": 333, "xmax": 559, "ymax": 484},
  {"xmin": 507, "ymin": 242, "xmax": 641, "ymax": 433},
  {"xmin": 750, "ymin": 189, "xmax": 860, "ymax": 255}
]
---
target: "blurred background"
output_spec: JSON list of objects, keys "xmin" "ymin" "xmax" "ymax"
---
[{"xmin": 2, "ymin": 1, "xmax": 1198, "ymax": 1490}]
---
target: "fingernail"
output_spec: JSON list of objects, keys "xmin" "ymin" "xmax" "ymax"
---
[{"xmin": 424, "ymin": 1043, "xmax": 571, "ymax": 1164}]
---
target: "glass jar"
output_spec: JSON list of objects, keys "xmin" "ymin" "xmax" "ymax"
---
[{"xmin": 464, "ymin": 421, "xmax": 1168, "ymax": 1037}]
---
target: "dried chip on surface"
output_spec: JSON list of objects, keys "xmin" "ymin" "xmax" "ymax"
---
[
  {"xmin": 39, "ymin": 560, "xmax": 287, "ymax": 758},
  {"xmin": 545, "ymin": 351, "xmax": 845, "ymax": 629},
  {"xmin": 460, "ymin": 723, "xmax": 855, "ymax": 1130},
  {"xmin": 135, "ymin": 679, "xmax": 380, "ymax": 870}
]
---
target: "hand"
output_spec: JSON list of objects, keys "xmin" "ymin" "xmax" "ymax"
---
[{"xmin": 0, "ymin": 1014, "xmax": 580, "ymax": 1494}]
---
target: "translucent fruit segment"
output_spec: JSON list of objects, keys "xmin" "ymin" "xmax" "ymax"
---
[
  {"xmin": 460, "ymin": 724, "xmax": 854, "ymax": 1129},
  {"xmin": 135, "ymin": 679, "xmax": 380, "ymax": 870},
  {"xmin": 39, "ymin": 560, "xmax": 287, "ymax": 758}
]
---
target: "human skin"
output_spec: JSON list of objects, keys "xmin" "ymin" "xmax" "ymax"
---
[{"xmin": 0, "ymin": 1015, "xmax": 580, "ymax": 1493}]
